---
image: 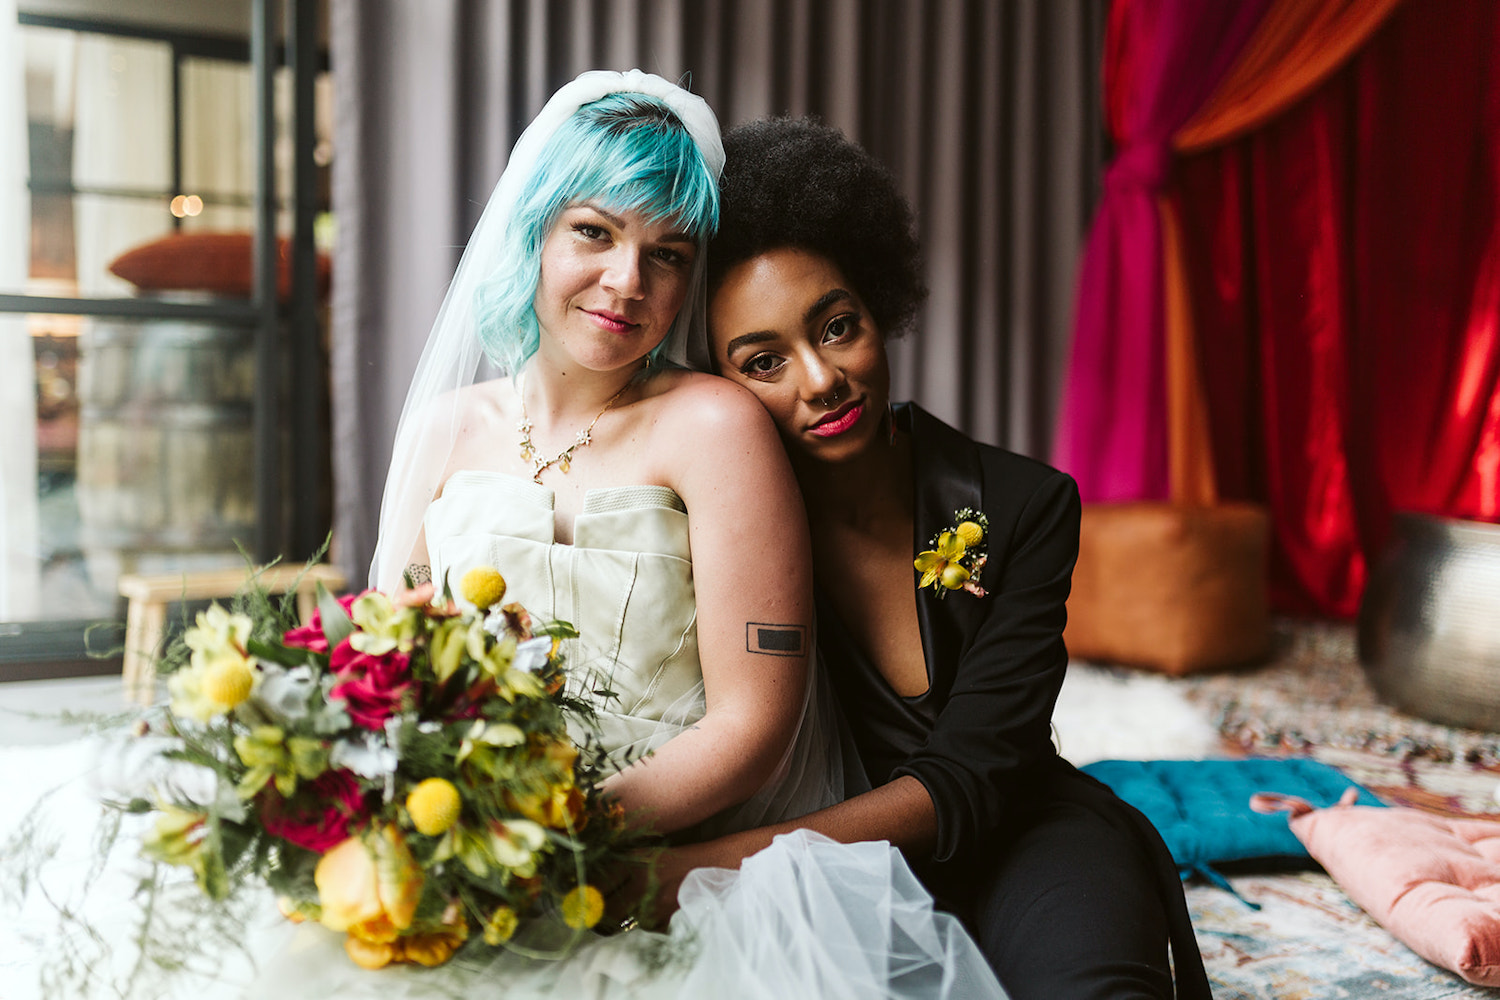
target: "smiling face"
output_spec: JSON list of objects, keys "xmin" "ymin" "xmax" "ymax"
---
[
  {"xmin": 709, "ymin": 247, "xmax": 891, "ymax": 464},
  {"xmin": 532, "ymin": 202, "xmax": 697, "ymax": 373}
]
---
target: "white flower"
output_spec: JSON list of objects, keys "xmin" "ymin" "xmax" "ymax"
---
[
  {"xmin": 330, "ymin": 732, "xmax": 398, "ymax": 780},
  {"xmin": 252, "ymin": 664, "xmax": 317, "ymax": 721},
  {"xmin": 512, "ymin": 637, "xmax": 553, "ymax": 674}
]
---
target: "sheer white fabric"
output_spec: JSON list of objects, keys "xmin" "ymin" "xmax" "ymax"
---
[
  {"xmin": 247, "ymin": 831, "xmax": 1008, "ymax": 1000},
  {"xmin": 6, "ymin": 737, "xmax": 1002, "ymax": 1000}
]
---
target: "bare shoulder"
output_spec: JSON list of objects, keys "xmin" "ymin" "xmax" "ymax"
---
[
  {"xmin": 642, "ymin": 369, "xmax": 776, "ymax": 436},
  {"xmin": 406, "ymin": 376, "xmax": 515, "ymax": 427},
  {"xmin": 636, "ymin": 371, "xmax": 792, "ymax": 503}
]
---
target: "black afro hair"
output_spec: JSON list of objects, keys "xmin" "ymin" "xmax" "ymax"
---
[{"xmin": 708, "ymin": 117, "xmax": 926, "ymax": 338}]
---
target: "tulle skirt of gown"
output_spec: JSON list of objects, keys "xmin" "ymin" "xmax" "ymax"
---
[
  {"xmin": 5, "ymin": 739, "xmax": 1005, "ymax": 999},
  {"xmin": 250, "ymin": 830, "xmax": 1007, "ymax": 1000}
]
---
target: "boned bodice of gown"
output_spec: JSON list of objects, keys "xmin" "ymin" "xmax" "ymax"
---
[{"xmin": 424, "ymin": 470, "xmax": 703, "ymax": 763}]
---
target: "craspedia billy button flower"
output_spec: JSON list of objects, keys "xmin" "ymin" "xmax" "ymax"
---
[
  {"xmin": 560, "ymin": 884, "xmax": 605, "ymax": 929},
  {"xmin": 406, "ymin": 777, "xmax": 462, "ymax": 836},
  {"xmin": 203, "ymin": 657, "xmax": 255, "ymax": 709},
  {"xmin": 483, "ymin": 904, "xmax": 519, "ymax": 945},
  {"xmin": 955, "ymin": 520, "xmax": 985, "ymax": 548},
  {"xmin": 460, "ymin": 566, "xmax": 507, "ymax": 610}
]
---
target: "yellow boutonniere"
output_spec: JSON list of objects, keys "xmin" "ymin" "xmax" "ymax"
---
[{"xmin": 914, "ymin": 508, "xmax": 989, "ymax": 598}]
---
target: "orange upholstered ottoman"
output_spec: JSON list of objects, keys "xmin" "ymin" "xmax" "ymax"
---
[{"xmin": 1064, "ymin": 502, "xmax": 1271, "ymax": 675}]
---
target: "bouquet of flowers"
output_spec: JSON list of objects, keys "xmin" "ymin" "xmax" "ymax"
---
[{"xmin": 125, "ymin": 564, "xmax": 642, "ymax": 974}]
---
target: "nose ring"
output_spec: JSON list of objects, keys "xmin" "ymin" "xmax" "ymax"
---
[{"xmin": 819, "ymin": 386, "xmax": 843, "ymax": 409}]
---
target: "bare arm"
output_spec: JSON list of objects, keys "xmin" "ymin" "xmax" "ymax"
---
[
  {"xmin": 601, "ymin": 379, "xmax": 813, "ymax": 834},
  {"xmin": 700, "ymin": 774, "xmax": 935, "ymax": 859},
  {"xmin": 632, "ymin": 775, "xmax": 936, "ymax": 924}
]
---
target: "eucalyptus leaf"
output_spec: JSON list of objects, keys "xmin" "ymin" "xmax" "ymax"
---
[
  {"xmin": 246, "ymin": 636, "xmax": 311, "ymax": 667},
  {"xmin": 316, "ymin": 582, "xmax": 354, "ymax": 649}
]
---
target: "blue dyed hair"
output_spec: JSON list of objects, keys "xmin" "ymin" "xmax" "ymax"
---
[{"xmin": 475, "ymin": 92, "xmax": 720, "ymax": 374}]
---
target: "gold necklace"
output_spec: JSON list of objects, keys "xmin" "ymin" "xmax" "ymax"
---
[{"xmin": 516, "ymin": 373, "xmax": 634, "ymax": 484}]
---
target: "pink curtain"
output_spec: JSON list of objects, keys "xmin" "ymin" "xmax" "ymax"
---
[{"xmin": 1053, "ymin": 0, "xmax": 1270, "ymax": 501}]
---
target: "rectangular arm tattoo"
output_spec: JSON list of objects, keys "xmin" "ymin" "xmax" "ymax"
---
[{"xmin": 745, "ymin": 622, "xmax": 808, "ymax": 657}]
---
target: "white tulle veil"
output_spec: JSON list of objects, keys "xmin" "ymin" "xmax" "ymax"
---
[{"xmin": 368, "ymin": 69, "xmax": 725, "ymax": 594}]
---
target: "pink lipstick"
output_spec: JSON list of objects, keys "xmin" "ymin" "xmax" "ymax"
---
[
  {"xmin": 586, "ymin": 309, "xmax": 637, "ymax": 334},
  {"xmin": 810, "ymin": 401, "xmax": 865, "ymax": 438}
]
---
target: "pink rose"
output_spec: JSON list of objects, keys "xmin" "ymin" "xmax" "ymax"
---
[
  {"xmin": 283, "ymin": 591, "xmax": 365, "ymax": 653},
  {"xmin": 329, "ymin": 639, "xmax": 413, "ymax": 729},
  {"xmin": 261, "ymin": 769, "xmax": 370, "ymax": 853}
]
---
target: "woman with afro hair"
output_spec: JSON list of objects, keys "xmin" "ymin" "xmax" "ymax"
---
[{"xmin": 660, "ymin": 116, "xmax": 1212, "ymax": 1000}]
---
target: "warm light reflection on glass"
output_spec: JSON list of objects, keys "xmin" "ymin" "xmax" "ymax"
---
[{"xmin": 169, "ymin": 194, "xmax": 204, "ymax": 218}]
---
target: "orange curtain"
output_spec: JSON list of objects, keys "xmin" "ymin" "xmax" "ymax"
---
[{"xmin": 1160, "ymin": 0, "xmax": 1405, "ymax": 504}]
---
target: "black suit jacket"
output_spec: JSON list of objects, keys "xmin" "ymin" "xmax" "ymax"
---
[
  {"xmin": 885, "ymin": 401, "xmax": 1080, "ymax": 861},
  {"xmin": 824, "ymin": 402, "xmax": 1210, "ymax": 999}
]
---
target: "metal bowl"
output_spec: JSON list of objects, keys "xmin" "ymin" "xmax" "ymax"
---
[{"xmin": 1358, "ymin": 512, "xmax": 1500, "ymax": 732}]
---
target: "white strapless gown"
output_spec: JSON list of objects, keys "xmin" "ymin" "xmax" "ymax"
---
[{"xmin": 1, "ymin": 473, "xmax": 1006, "ymax": 999}]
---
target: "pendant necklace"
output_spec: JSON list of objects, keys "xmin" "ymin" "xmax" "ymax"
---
[{"xmin": 516, "ymin": 372, "xmax": 634, "ymax": 484}]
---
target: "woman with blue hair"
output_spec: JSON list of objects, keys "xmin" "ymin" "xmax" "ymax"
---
[
  {"xmin": 374, "ymin": 69, "xmax": 824, "ymax": 844},
  {"xmin": 368, "ymin": 72, "xmax": 1003, "ymax": 997}
]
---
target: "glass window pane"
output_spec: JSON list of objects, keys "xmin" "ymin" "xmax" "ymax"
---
[
  {"xmin": 12, "ymin": 21, "xmax": 264, "ymax": 301},
  {"xmin": 8, "ymin": 310, "xmax": 259, "ymax": 624},
  {"xmin": 182, "ymin": 56, "xmax": 255, "ymax": 233}
]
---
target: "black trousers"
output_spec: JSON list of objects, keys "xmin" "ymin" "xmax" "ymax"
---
[{"xmin": 923, "ymin": 770, "xmax": 1211, "ymax": 1000}]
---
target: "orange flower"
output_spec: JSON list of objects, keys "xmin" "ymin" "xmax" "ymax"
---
[{"xmin": 314, "ymin": 825, "xmax": 423, "ymax": 941}]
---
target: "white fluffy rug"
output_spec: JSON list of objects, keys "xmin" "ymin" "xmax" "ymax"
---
[{"xmin": 1053, "ymin": 663, "xmax": 1221, "ymax": 766}]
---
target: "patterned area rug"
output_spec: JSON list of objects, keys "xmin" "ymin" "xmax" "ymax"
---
[
  {"xmin": 1188, "ymin": 873, "xmax": 1492, "ymax": 999},
  {"xmin": 1181, "ymin": 622, "xmax": 1500, "ymax": 818},
  {"xmin": 1083, "ymin": 621, "xmax": 1500, "ymax": 997}
]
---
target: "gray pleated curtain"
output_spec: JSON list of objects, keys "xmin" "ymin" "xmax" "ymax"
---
[{"xmin": 330, "ymin": 0, "xmax": 1105, "ymax": 585}]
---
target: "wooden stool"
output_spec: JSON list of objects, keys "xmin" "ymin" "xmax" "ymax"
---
[{"xmin": 118, "ymin": 564, "xmax": 347, "ymax": 704}]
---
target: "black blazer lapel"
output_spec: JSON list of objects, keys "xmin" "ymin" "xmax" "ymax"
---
[{"xmin": 899, "ymin": 403, "xmax": 988, "ymax": 698}]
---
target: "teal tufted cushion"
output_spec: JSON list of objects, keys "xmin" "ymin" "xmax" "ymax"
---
[{"xmin": 1081, "ymin": 757, "xmax": 1384, "ymax": 904}]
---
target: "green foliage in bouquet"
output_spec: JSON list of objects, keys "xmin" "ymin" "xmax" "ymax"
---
[{"xmin": 121, "ymin": 563, "xmax": 648, "ymax": 973}]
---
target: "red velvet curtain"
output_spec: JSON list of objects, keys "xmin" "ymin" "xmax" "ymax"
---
[{"xmin": 1176, "ymin": 0, "xmax": 1500, "ymax": 617}]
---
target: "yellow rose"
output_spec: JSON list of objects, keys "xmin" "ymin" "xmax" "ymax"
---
[
  {"xmin": 540, "ymin": 736, "xmax": 579, "ymax": 778},
  {"xmin": 315, "ymin": 825, "xmax": 423, "ymax": 937},
  {"xmin": 343, "ymin": 934, "xmax": 399, "ymax": 970},
  {"xmin": 401, "ymin": 924, "xmax": 468, "ymax": 967}
]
